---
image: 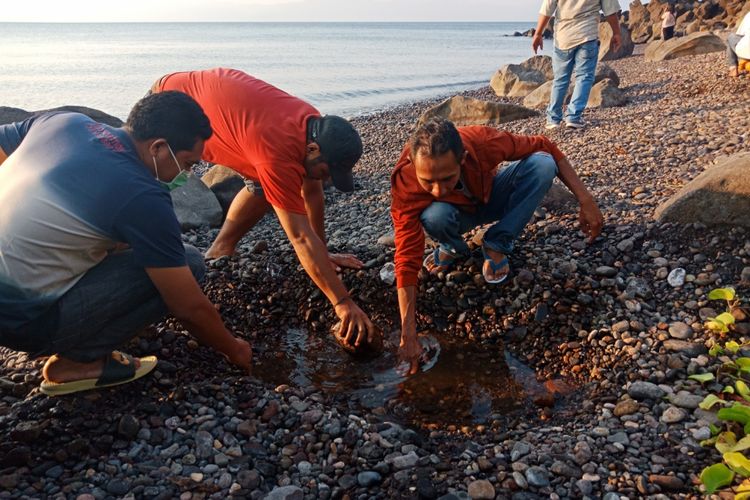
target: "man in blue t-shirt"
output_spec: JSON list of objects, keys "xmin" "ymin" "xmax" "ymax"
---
[{"xmin": 0, "ymin": 91, "xmax": 252, "ymax": 396}]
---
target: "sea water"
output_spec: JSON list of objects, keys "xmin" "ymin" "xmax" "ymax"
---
[{"xmin": 0, "ymin": 22, "xmax": 542, "ymax": 119}]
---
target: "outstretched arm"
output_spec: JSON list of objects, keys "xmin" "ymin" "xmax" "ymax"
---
[
  {"xmin": 398, "ymin": 285, "xmax": 422, "ymax": 375},
  {"xmin": 555, "ymin": 156, "xmax": 603, "ymax": 243},
  {"xmin": 275, "ymin": 207, "xmax": 376, "ymax": 346},
  {"xmin": 146, "ymin": 266, "xmax": 252, "ymax": 372},
  {"xmin": 604, "ymin": 13, "xmax": 622, "ymax": 52}
]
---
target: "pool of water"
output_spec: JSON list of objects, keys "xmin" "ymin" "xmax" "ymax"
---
[{"xmin": 252, "ymin": 327, "xmax": 570, "ymax": 427}]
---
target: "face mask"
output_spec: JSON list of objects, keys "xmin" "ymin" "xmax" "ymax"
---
[{"xmin": 153, "ymin": 144, "xmax": 189, "ymax": 191}]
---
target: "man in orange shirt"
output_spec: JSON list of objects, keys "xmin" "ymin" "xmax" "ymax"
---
[
  {"xmin": 391, "ymin": 118, "xmax": 603, "ymax": 371},
  {"xmin": 152, "ymin": 68, "xmax": 376, "ymax": 349}
]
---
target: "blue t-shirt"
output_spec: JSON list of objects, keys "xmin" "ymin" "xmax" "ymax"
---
[{"xmin": 0, "ymin": 112, "xmax": 186, "ymax": 329}]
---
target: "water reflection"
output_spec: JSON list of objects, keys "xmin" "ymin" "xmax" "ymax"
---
[{"xmin": 252, "ymin": 328, "xmax": 561, "ymax": 426}]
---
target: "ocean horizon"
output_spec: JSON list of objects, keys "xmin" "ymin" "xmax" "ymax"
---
[{"xmin": 0, "ymin": 22, "xmax": 544, "ymax": 120}]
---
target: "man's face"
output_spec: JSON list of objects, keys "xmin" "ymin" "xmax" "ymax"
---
[
  {"xmin": 172, "ymin": 138, "xmax": 205, "ymax": 175},
  {"xmin": 413, "ymin": 150, "xmax": 463, "ymax": 199}
]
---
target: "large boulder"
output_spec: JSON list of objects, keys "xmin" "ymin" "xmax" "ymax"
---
[
  {"xmin": 490, "ymin": 56, "xmax": 553, "ymax": 98},
  {"xmin": 587, "ymin": 79, "xmax": 627, "ymax": 108},
  {"xmin": 418, "ymin": 96, "xmax": 538, "ymax": 127},
  {"xmin": 201, "ymin": 164, "xmax": 244, "ymax": 217},
  {"xmin": 522, "ymin": 64, "xmax": 620, "ymax": 109},
  {"xmin": 644, "ymin": 32, "xmax": 725, "ymax": 61},
  {"xmin": 598, "ymin": 22, "xmax": 635, "ymax": 61},
  {"xmin": 171, "ymin": 174, "xmax": 223, "ymax": 231},
  {"xmin": 654, "ymin": 153, "xmax": 750, "ymax": 228},
  {"xmin": 0, "ymin": 105, "xmax": 123, "ymax": 127}
]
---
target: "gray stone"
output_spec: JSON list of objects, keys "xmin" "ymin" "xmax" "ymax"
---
[
  {"xmin": 392, "ymin": 451, "xmax": 419, "ymax": 470},
  {"xmin": 418, "ymin": 96, "xmax": 538, "ymax": 127},
  {"xmin": 194, "ymin": 430, "xmax": 215, "ymax": 459},
  {"xmin": 587, "ymin": 79, "xmax": 627, "ymax": 108},
  {"xmin": 117, "ymin": 414, "xmax": 140, "ymax": 440},
  {"xmin": 596, "ymin": 266, "xmax": 618, "ymax": 277},
  {"xmin": 669, "ymin": 391, "xmax": 703, "ymax": 409},
  {"xmin": 668, "ymin": 322, "xmax": 693, "ymax": 340},
  {"xmin": 661, "ymin": 406, "xmax": 687, "ymax": 424},
  {"xmin": 377, "ymin": 232, "xmax": 395, "ymax": 247},
  {"xmin": 628, "ymin": 381, "xmax": 666, "ymax": 400},
  {"xmin": 511, "ymin": 441, "xmax": 532, "ymax": 461},
  {"xmin": 467, "ymin": 479, "xmax": 496, "ymax": 499},
  {"xmin": 106, "ymin": 479, "xmax": 130, "ymax": 496},
  {"xmin": 595, "ymin": 63, "xmax": 620, "ymax": 87},
  {"xmin": 655, "ymin": 152, "xmax": 750, "ymax": 229},
  {"xmin": 171, "ymin": 174, "xmax": 223, "ymax": 230},
  {"xmin": 663, "ymin": 339, "xmax": 708, "ymax": 357},
  {"xmin": 264, "ymin": 486, "xmax": 303, "ymax": 500},
  {"xmin": 607, "ymin": 432, "xmax": 630, "ymax": 445},
  {"xmin": 525, "ymin": 466, "xmax": 550, "ymax": 487},
  {"xmin": 357, "ymin": 471, "xmax": 382, "ymax": 487}
]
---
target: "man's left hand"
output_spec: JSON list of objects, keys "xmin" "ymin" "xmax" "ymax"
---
[
  {"xmin": 611, "ymin": 32, "xmax": 622, "ymax": 53},
  {"xmin": 579, "ymin": 199, "xmax": 604, "ymax": 243},
  {"xmin": 329, "ymin": 253, "xmax": 364, "ymax": 271}
]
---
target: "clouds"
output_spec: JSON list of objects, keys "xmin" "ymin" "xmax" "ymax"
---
[{"xmin": 2, "ymin": 0, "xmax": 629, "ymax": 22}]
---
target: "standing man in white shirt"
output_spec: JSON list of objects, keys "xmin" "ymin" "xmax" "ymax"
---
[
  {"xmin": 532, "ymin": 0, "xmax": 622, "ymax": 130},
  {"xmin": 728, "ymin": 11, "xmax": 750, "ymax": 77}
]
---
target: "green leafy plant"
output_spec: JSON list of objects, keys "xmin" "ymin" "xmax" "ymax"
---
[{"xmin": 694, "ymin": 288, "xmax": 750, "ymax": 495}]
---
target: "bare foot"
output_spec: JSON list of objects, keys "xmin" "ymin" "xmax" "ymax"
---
[
  {"xmin": 424, "ymin": 249, "xmax": 455, "ymax": 274},
  {"xmin": 42, "ymin": 354, "xmax": 141, "ymax": 383},
  {"xmin": 482, "ymin": 247, "xmax": 510, "ymax": 282},
  {"xmin": 205, "ymin": 241, "xmax": 236, "ymax": 259}
]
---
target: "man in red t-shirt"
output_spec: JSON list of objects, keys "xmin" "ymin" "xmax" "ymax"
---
[
  {"xmin": 391, "ymin": 118, "xmax": 603, "ymax": 372},
  {"xmin": 153, "ymin": 68, "xmax": 376, "ymax": 349}
]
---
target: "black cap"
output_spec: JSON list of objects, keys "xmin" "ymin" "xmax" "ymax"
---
[{"xmin": 310, "ymin": 115, "xmax": 362, "ymax": 192}]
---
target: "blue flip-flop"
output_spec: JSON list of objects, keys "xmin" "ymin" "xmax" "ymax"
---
[
  {"xmin": 423, "ymin": 247, "xmax": 455, "ymax": 272},
  {"xmin": 482, "ymin": 246, "xmax": 510, "ymax": 284}
]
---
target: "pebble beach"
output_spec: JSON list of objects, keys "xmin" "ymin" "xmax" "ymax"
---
[{"xmin": 1, "ymin": 46, "xmax": 750, "ymax": 500}]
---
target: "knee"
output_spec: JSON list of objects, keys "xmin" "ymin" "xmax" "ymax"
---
[
  {"xmin": 184, "ymin": 245, "xmax": 206, "ymax": 283},
  {"xmin": 420, "ymin": 202, "xmax": 455, "ymax": 235},
  {"xmin": 528, "ymin": 153, "xmax": 559, "ymax": 184}
]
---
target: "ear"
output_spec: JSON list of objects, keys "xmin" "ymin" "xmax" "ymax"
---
[{"xmin": 147, "ymin": 138, "xmax": 167, "ymax": 157}]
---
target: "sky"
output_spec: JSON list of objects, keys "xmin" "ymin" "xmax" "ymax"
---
[{"xmin": 2, "ymin": 0, "xmax": 632, "ymax": 22}]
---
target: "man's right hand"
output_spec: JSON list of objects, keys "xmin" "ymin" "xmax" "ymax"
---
[
  {"xmin": 532, "ymin": 35, "xmax": 544, "ymax": 54},
  {"xmin": 226, "ymin": 338, "xmax": 253, "ymax": 374},
  {"xmin": 334, "ymin": 299, "xmax": 375, "ymax": 348},
  {"xmin": 398, "ymin": 327, "xmax": 422, "ymax": 376}
]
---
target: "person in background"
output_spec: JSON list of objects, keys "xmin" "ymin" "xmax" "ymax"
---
[
  {"xmin": 151, "ymin": 68, "xmax": 378, "ymax": 350},
  {"xmin": 532, "ymin": 0, "xmax": 622, "ymax": 130},
  {"xmin": 390, "ymin": 118, "xmax": 603, "ymax": 373},
  {"xmin": 728, "ymin": 11, "xmax": 750, "ymax": 77},
  {"xmin": 0, "ymin": 92, "xmax": 253, "ymax": 396},
  {"xmin": 661, "ymin": 4, "xmax": 676, "ymax": 41}
]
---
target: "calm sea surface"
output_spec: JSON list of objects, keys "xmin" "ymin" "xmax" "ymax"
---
[{"xmin": 0, "ymin": 22, "xmax": 542, "ymax": 120}]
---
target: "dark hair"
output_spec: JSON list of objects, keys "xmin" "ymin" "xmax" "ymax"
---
[
  {"xmin": 313, "ymin": 115, "xmax": 363, "ymax": 169},
  {"xmin": 126, "ymin": 91, "xmax": 212, "ymax": 152},
  {"xmin": 409, "ymin": 117, "xmax": 463, "ymax": 162}
]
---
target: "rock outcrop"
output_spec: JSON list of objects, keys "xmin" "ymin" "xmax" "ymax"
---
[
  {"xmin": 654, "ymin": 152, "xmax": 750, "ymax": 228},
  {"xmin": 171, "ymin": 174, "xmax": 223, "ymax": 230},
  {"xmin": 644, "ymin": 32, "xmax": 725, "ymax": 62},
  {"xmin": 521, "ymin": 64, "xmax": 622, "ymax": 109},
  {"xmin": 490, "ymin": 56, "xmax": 553, "ymax": 98},
  {"xmin": 201, "ymin": 164, "xmax": 245, "ymax": 217},
  {"xmin": 418, "ymin": 96, "xmax": 538, "ymax": 126},
  {"xmin": 598, "ymin": 22, "xmax": 635, "ymax": 61},
  {"xmin": 587, "ymin": 79, "xmax": 627, "ymax": 108}
]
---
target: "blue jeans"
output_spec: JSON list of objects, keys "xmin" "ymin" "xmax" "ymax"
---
[
  {"xmin": 547, "ymin": 40, "xmax": 599, "ymax": 125},
  {"xmin": 420, "ymin": 153, "xmax": 557, "ymax": 257},
  {"xmin": 0, "ymin": 245, "xmax": 205, "ymax": 363}
]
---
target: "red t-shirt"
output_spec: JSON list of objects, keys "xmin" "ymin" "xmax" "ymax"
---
[
  {"xmin": 156, "ymin": 68, "xmax": 320, "ymax": 214},
  {"xmin": 390, "ymin": 126, "xmax": 565, "ymax": 289}
]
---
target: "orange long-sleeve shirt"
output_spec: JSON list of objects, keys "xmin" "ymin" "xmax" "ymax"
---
[{"xmin": 390, "ymin": 126, "xmax": 565, "ymax": 289}]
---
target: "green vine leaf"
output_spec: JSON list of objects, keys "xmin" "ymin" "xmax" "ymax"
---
[
  {"xmin": 727, "ymin": 341, "xmax": 742, "ymax": 354},
  {"xmin": 725, "ymin": 452, "xmax": 750, "ymax": 477},
  {"xmin": 718, "ymin": 404, "xmax": 750, "ymax": 425},
  {"xmin": 717, "ymin": 432, "xmax": 738, "ymax": 454},
  {"xmin": 700, "ymin": 394, "xmax": 728, "ymax": 410},
  {"xmin": 709, "ymin": 288, "xmax": 737, "ymax": 301},
  {"xmin": 710, "ymin": 344, "xmax": 725, "ymax": 356},
  {"xmin": 690, "ymin": 373, "xmax": 716, "ymax": 383},
  {"xmin": 701, "ymin": 463, "xmax": 735, "ymax": 494},
  {"xmin": 739, "ymin": 381, "xmax": 750, "ymax": 402},
  {"xmin": 717, "ymin": 312, "xmax": 737, "ymax": 326}
]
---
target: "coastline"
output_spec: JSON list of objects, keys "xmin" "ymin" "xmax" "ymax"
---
[{"xmin": 1, "ymin": 48, "xmax": 750, "ymax": 498}]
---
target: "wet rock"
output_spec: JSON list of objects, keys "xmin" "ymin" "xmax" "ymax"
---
[
  {"xmin": 511, "ymin": 441, "xmax": 532, "ymax": 461},
  {"xmin": 596, "ymin": 266, "xmax": 618, "ymax": 277},
  {"xmin": 117, "ymin": 414, "xmax": 140, "ymax": 440},
  {"xmin": 10, "ymin": 421, "xmax": 41, "ymax": 442},
  {"xmin": 107, "ymin": 479, "xmax": 130, "ymax": 496},
  {"xmin": 525, "ymin": 466, "xmax": 550, "ymax": 487}
]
